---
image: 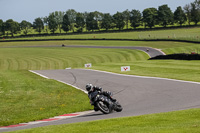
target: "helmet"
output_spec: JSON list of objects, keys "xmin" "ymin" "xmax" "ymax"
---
[{"xmin": 86, "ymin": 83, "xmax": 93, "ymax": 92}]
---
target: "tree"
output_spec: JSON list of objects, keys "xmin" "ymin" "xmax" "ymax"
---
[
  {"xmin": 142, "ymin": 8, "xmax": 158, "ymax": 28},
  {"xmin": 62, "ymin": 13, "xmax": 70, "ymax": 33},
  {"xmin": 130, "ymin": 9, "xmax": 142, "ymax": 29},
  {"xmin": 123, "ymin": 9, "xmax": 130, "ymax": 29},
  {"xmin": 42, "ymin": 16, "xmax": 49, "ymax": 33},
  {"xmin": 75, "ymin": 12, "xmax": 85, "ymax": 32},
  {"xmin": 55, "ymin": 11, "xmax": 65, "ymax": 33},
  {"xmin": 101, "ymin": 13, "xmax": 113, "ymax": 31},
  {"xmin": 184, "ymin": 4, "xmax": 192, "ymax": 25},
  {"xmin": 174, "ymin": 6, "xmax": 187, "ymax": 26},
  {"xmin": 33, "ymin": 17, "xmax": 44, "ymax": 33},
  {"xmin": 191, "ymin": 0, "xmax": 200, "ymax": 25},
  {"xmin": 93, "ymin": 11, "xmax": 103, "ymax": 31},
  {"xmin": 48, "ymin": 12, "xmax": 58, "ymax": 33},
  {"xmin": 86, "ymin": 12, "xmax": 98, "ymax": 31},
  {"xmin": 157, "ymin": 4, "xmax": 173, "ymax": 27},
  {"xmin": 0, "ymin": 19, "xmax": 4, "ymax": 35},
  {"xmin": 20, "ymin": 20, "xmax": 32, "ymax": 35},
  {"xmin": 113, "ymin": 12, "xmax": 125, "ymax": 30},
  {"xmin": 5, "ymin": 19, "xmax": 20, "ymax": 37},
  {"xmin": 66, "ymin": 9, "xmax": 77, "ymax": 32}
]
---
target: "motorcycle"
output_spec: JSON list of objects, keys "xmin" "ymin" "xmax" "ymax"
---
[{"xmin": 89, "ymin": 90, "xmax": 123, "ymax": 114}]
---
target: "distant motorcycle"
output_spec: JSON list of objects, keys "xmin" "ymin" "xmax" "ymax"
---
[{"xmin": 89, "ymin": 90, "xmax": 123, "ymax": 114}]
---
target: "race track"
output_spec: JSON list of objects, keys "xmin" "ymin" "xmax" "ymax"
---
[{"xmin": 2, "ymin": 69, "xmax": 200, "ymax": 132}]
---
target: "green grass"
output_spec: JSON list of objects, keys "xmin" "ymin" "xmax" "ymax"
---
[
  {"xmin": 0, "ymin": 40, "xmax": 200, "ymax": 128},
  {"xmin": 92, "ymin": 60, "xmax": 200, "ymax": 82},
  {"xmin": 0, "ymin": 47, "xmax": 147, "ymax": 70},
  {"xmin": 1, "ymin": 40, "xmax": 200, "ymax": 53},
  {"xmin": 2, "ymin": 27, "xmax": 200, "ymax": 42},
  {"xmin": 0, "ymin": 70, "xmax": 92, "ymax": 126},
  {"xmin": 8, "ymin": 108, "xmax": 200, "ymax": 133},
  {"xmin": 0, "ymin": 47, "xmax": 148, "ymax": 126}
]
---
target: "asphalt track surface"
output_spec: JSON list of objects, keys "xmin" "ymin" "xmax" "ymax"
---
[
  {"xmin": 2, "ymin": 69, "xmax": 200, "ymax": 132},
  {"xmin": 62, "ymin": 45, "xmax": 165, "ymax": 58}
]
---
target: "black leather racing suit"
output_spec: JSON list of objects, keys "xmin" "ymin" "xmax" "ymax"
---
[{"xmin": 88, "ymin": 86, "xmax": 115, "ymax": 111}]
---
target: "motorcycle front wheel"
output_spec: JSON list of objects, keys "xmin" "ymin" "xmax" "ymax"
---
[
  {"xmin": 115, "ymin": 103, "xmax": 123, "ymax": 112},
  {"xmin": 96, "ymin": 101, "xmax": 111, "ymax": 114}
]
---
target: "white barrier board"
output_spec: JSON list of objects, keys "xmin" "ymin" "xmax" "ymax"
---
[
  {"xmin": 85, "ymin": 63, "xmax": 92, "ymax": 68},
  {"xmin": 121, "ymin": 66, "xmax": 130, "ymax": 71}
]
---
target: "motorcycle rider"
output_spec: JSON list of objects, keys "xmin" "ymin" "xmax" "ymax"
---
[{"xmin": 86, "ymin": 83, "xmax": 116, "ymax": 111}]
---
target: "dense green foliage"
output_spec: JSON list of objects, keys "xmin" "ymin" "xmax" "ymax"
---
[
  {"xmin": 130, "ymin": 9, "xmax": 142, "ymax": 29},
  {"xmin": 158, "ymin": 5, "xmax": 173, "ymax": 27},
  {"xmin": 174, "ymin": 6, "xmax": 187, "ymax": 26},
  {"xmin": 33, "ymin": 18, "xmax": 44, "ymax": 34}
]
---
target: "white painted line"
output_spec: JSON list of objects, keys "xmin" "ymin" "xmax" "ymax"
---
[
  {"xmin": 22, "ymin": 121, "xmax": 45, "ymax": 125},
  {"xmin": 81, "ymin": 69, "xmax": 200, "ymax": 85},
  {"xmin": 29, "ymin": 70, "xmax": 49, "ymax": 79},
  {"xmin": 29, "ymin": 70, "xmax": 87, "ymax": 94},
  {"xmin": 57, "ymin": 80, "xmax": 88, "ymax": 94}
]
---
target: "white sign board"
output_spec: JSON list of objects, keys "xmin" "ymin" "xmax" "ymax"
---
[
  {"xmin": 85, "ymin": 63, "xmax": 92, "ymax": 68},
  {"xmin": 121, "ymin": 66, "xmax": 130, "ymax": 72}
]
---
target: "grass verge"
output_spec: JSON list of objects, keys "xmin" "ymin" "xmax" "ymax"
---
[
  {"xmin": 0, "ymin": 70, "xmax": 92, "ymax": 126},
  {"xmin": 8, "ymin": 108, "xmax": 200, "ymax": 133},
  {"xmin": 92, "ymin": 60, "xmax": 200, "ymax": 82}
]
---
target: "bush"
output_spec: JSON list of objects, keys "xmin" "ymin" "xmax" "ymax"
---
[{"xmin": 149, "ymin": 53, "xmax": 200, "ymax": 60}]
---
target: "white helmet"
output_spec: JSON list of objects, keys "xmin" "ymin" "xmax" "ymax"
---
[{"xmin": 86, "ymin": 83, "xmax": 93, "ymax": 92}]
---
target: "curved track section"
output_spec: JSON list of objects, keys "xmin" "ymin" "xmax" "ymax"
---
[
  {"xmin": 2, "ymin": 69, "xmax": 200, "ymax": 132},
  {"xmin": 0, "ymin": 45, "xmax": 165, "ymax": 58},
  {"xmin": 63, "ymin": 45, "xmax": 164, "ymax": 58}
]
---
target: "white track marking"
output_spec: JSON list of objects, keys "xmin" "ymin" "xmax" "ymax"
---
[
  {"xmin": 29, "ymin": 70, "xmax": 88, "ymax": 94},
  {"xmin": 81, "ymin": 69, "xmax": 200, "ymax": 85},
  {"xmin": 29, "ymin": 70, "xmax": 49, "ymax": 79}
]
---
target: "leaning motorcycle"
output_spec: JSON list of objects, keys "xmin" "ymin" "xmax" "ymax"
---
[{"xmin": 89, "ymin": 91, "xmax": 123, "ymax": 114}]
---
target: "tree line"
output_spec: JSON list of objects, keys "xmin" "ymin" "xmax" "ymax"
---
[{"xmin": 0, "ymin": 0, "xmax": 200, "ymax": 37}]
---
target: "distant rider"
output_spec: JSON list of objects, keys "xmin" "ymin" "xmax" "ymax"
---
[{"xmin": 85, "ymin": 83, "xmax": 116, "ymax": 111}]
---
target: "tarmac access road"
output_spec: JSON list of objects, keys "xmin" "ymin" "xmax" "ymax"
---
[{"xmin": 2, "ymin": 68, "xmax": 200, "ymax": 132}]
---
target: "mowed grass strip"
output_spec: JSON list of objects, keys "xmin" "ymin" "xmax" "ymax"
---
[
  {"xmin": 1, "ymin": 40, "xmax": 200, "ymax": 54},
  {"xmin": 3, "ymin": 27, "xmax": 200, "ymax": 42},
  {"xmin": 0, "ymin": 47, "xmax": 147, "ymax": 70},
  {"xmin": 0, "ymin": 70, "xmax": 92, "ymax": 126},
  {"xmin": 8, "ymin": 108, "xmax": 200, "ymax": 133}
]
